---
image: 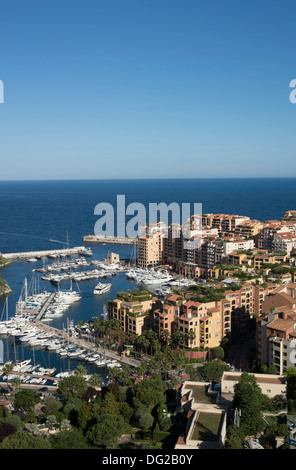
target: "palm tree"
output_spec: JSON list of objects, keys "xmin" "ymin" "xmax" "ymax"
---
[
  {"xmin": 188, "ymin": 329, "xmax": 196, "ymax": 363},
  {"xmin": 11, "ymin": 377, "xmax": 22, "ymax": 392},
  {"xmin": 160, "ymin": 329, "xmax": 170, "ymax": 346},
  {"xmin": 171, "ymin": 330, "xmax": 185, "ymax": 349},
  {"xmin": 74, "ymin": 365, "xmax": 87, "ymax": 377},
  {"xmin": 137, "ymin": 335, "xmax": 150, "ymax": 356},
  {"xmin": 3, "ymin": 363, "xmax": 13, "ymax": 393},
  {"xmin": 89, "ymin": 373, "xmax": 103, "ymax": 388},
  {"xmin": 60, "ymin": 419, "xmax": 71, "ymax": 432},
  {"xmin": 46, "ymin": 415, "xmax": 57, "ymax": 431},
  {"xmin": 77, "ymin": 320, "xmax": 85, "ymax": 338},
  {"xmin": 119, "ymin": 364, "xmax": 130, "ymax": 386}
]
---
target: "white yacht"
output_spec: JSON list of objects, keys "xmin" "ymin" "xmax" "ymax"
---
[{"xmin": 93, "ymin": 282, "xmax": 112, "ymax": 295}]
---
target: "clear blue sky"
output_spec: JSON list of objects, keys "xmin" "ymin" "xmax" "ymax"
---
[{"xmin": 0, "ymin": 0, "xmax": 296, "ymax": 179}]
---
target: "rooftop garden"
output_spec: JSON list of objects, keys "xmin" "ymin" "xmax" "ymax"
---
[
  {"xmin": 191, "ymin": 412, "xmax": 222, "ymax": 442},
  {"xmin": 189, "ymin": 384, "xmax": 213, "ymax": 403},
  {"xmin": 116, "ymin": 289, "xmax": 154, "ymax": 303},
  {"xmin": 186, "ymin": 283, "xmax": 242, "ymax": 303}
]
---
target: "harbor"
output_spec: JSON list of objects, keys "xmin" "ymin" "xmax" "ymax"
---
[{"xmin": 0, "ymin": 239, "xmax": 193, "ymax": 392}]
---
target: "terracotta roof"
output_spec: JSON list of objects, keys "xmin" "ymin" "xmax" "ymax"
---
[
  {"xmin": 0, "ymin": 400, "xmax": 10, "ymax": 406},
  {"xmin": 267, "ymin": 318, "xmax": 296, "ymax": 332},
  {"xmin": 167, "ymin": 294, "xmax": 182, "ymax": 302}
]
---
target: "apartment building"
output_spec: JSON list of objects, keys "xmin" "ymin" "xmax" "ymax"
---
[
  {"xmin": 162, "ymin": 223, "xmax": 183, "ymax": 264},
  {"xmin": 223, "ymin": 237, "xmax": 255, "ymax": 256},
  {"xmin": 137, "ymin": 232, "xmax": 163, "ymax": 268},
  {"xmin": 154, "ymin": 304, "xmax": 176, "ymax": 339},
  {"xmin": 197, "ymin": 239, "xmax": 225, "ymax": 272},
  {"xmin": 234, "ymin": 220, "xmax": 264, "ymax": 239},
  {"xmin": 253, "ymin": 282, "xmax": 277, "ymax": 316},
  {"xmin": 202, "ymin": 214, "xmax": 250, "ymax": 233},
  {"xmin": 256, "ymin": 284, "xmax": 296, "ymax": 370},
  {"xmin": 107, "ymin": 292, "xmax": 160, "ymax": 336}
]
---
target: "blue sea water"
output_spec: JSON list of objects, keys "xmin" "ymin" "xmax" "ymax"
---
[{"xmin": 0, "ymin": 177, "xmax": 296, "ymax": 374}]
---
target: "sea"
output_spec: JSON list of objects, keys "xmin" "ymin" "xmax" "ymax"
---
[{"xmin": 0, "ymin": 177, "xmax": 296, "ymax": 377}]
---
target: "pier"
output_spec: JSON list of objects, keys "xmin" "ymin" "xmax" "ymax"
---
[
  {"xmin": 35, "ymin": 292, "xmax": 56, "ymax": 322},
  {"xmin": 84, "ymin": 235, "xmax": 137, "ymax": 245},
  {"xmin": 2, "ymin": 246, "xmax": 87, "ymax": 260}
]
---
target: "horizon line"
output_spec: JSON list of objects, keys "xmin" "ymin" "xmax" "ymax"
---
[{"xmin": 1, "ymin": 176, "xmax": 296, "ymax": 182}]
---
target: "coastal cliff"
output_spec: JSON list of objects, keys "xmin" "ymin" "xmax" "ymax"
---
[
  {"xmin": 0, "ymin": 255, "xmax": 11, "ymax": 295},
  {"xmin": 0, "ymin": 255, "xmax": 10, "ymax": 268},
  {"xmin": 0, "ymin": 279, "xmax": 12, "ymax": 296}
]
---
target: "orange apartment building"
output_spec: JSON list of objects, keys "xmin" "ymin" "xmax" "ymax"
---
[
  {"xmin": 108, "ymin": 293, "xmax": 161, "ymax": 336},
  {"xmin": 137, "ymin": 232, "xmax": 163, "ymax": 268}
]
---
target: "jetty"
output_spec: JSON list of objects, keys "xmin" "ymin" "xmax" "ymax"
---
[
  {"xmin": 35, "ymin": 292, "xmax": 56, "ymax": 322},
  {"xmin": 2, "ymin": 246, "xmax": 87, "ymax": 260},
  {"xmin": 84, "ymin": 235, "xmax": 137, "ymax": 245}
]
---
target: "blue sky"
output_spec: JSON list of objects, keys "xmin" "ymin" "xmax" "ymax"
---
[{"xmin": 0, "ymin": 0, "xmax": 296, "ymax": 179}]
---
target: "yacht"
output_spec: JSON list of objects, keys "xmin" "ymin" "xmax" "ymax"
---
[{"xmin": 93, "ymin": 282, "xmax": 112, "ymax": 295}]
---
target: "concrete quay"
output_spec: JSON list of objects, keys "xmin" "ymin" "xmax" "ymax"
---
[
  {"xmin": 84, "ymin": 235, "xmax": 137, "ymax": 245},
  {"xmin": 2, "ymin": 246, "xmax": 86, "ymax": 260}
]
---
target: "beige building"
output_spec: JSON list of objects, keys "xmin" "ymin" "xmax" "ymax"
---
[
  {"xmin": 108, "ymin": 291, "xmax": 159, "ymax": 336},
  {"xmin": 234, "ymin": 220, "xmax": 264, "ymax": 238},
  {"xmin": 137, "ymin": 232, "xmax": 163, "ymax": 268},
  {"xmin": 221, "ymin": 371, "xmax": 287, "ymax": 398}
]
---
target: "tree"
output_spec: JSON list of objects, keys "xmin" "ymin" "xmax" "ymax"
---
[
  {"xmin": 14, "ymin": 389, "xmax": 40, "ymax": 412},
  {"xmin": 58, "ymin": 375, "xmax": 87, "ymax": 400},
  {"xmin": 0, "ymin": 422, "xmax": 17, "ymax": 442},
  {"xmin": 232, "ymin": 372, "xmax": 265, "ymax": 436},
  {"xmin": 134, "ymin": 407, "xmax": 154, "ymax": 430},
  {"xmin": 11, "ymin": 377, "xmax": 22, "ymax": 391},
  {"xmin": 50, "ymin": 428, "xmax": 89, "ymax": 449},
  {"xmin": 42, "ymin": 395, "xmax": 63, "ymax": 415},
  {"xmin": 46, "ymin": 415, "xmax": 57, "ymax": 430},
  {"xmin": 0, "ymin": 431, "xmax": 52, "ymax": 449},
  {"xmin": 160, "ymin": 329, "xmax": 170, "ymax": 346},
  {"xmin": 89, "ymin": 374, "xmax": 103, "ymax": 388},
  {"xmin": 77, "ymin": 402, "xmax": 97, "ymax": 431},
  {"xmin": 133, "ymin": 374, "xmax": 166, "ymax": 410},
  {"xmin": 201, "ymin": 361, "xmax": 229, "ymax": 382},
  {"xmin": 106, "ymin": 381, "xmax": 121, "ymax": 400},
  {"xmin": 188, "ymin": 329, "xmax": 196, "ymax": 363},
  {"xmin": 74, "ymin": 365, "xmax": 87, "ymax": 377},
  {"xmin": 2, "ymin": 363, "xmax": 13, "ymax": 392},
  {"xmin": 100, "ymin": 392, "xmax": 120, "ymax": 416},
  {"xmin": 83, "ymin": 386, "xmax": 98, "ymax": 403},
  {"xmin": 86, "ymin": 414, "xmax": 126, "ymax": 448},
  {"xmin": 211, "ymin": 346, "xmax": 224, "ymax": 360},
  {"xmin": 225, "ymin": 424, "xmax": 245, "ymax": 449}
]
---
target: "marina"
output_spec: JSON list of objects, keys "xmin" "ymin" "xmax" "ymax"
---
[{"xmin": 0, "ymin": 240, "xmax": 191, "ymax": 388}]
